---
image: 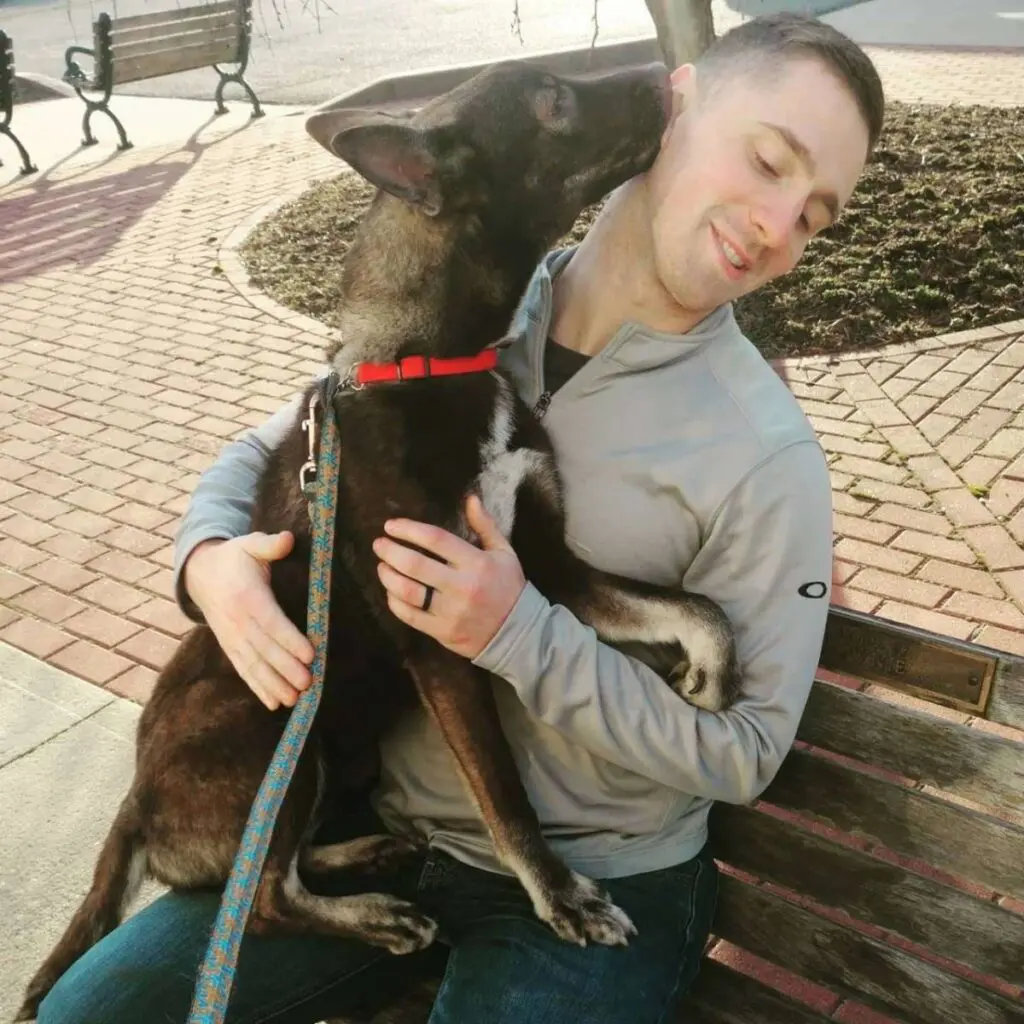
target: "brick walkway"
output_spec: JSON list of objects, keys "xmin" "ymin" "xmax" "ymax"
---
[{"xmin": 1, "ymin": 46, "xmax": 1023, "ymax": 704}]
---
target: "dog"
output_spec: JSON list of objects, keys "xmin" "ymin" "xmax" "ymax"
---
[{"xmin": 18, "ymin": 59, "xmax": 741, "ymax": 1020}]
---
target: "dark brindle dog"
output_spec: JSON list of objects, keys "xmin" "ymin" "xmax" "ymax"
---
[{"xmin": 19, "ymin": 59, "xmax": 741, "ymax": 1019}]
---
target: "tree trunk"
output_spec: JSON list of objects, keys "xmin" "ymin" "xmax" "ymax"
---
[{"xmin": 643, "ymin": 0, "xmax": 716, "ymax": 67}]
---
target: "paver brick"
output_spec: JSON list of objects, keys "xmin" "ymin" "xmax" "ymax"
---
[
  {"xmin": 844, "ymin": 569, "xmax": 948, "ymax": 609},
  {"xmin": 874, "ymin": 602, "xmax": 976, "ymax": 641},
  {"xmin": 64, "ymin": 606, "xmax": 143, "ymax": 647},
  {"xmin": 106, "ymin": 663, "xmax": 159, "ymax": 703},
  {"xmin": 833, "ymin": 539, "xmax": 922, "ymax": 575},
  {"xmin": 51, "ymin": 639, "xmax": 134, "ymax": 685},
  {"xmin": 0, "ymin": 616, "xmax": 75, "ymax": 658},
  {"xmin": 25, "ymin": 557, "xmax": 99, "ymax": 593},
  {"xmin": 942, "ymin": 592, "xmax": 1024, "ymax": 631},
  {"xmin": 116, "ymin": 628, "xmax": 179, "ymax": 670},
  {"xmin": 890, "ymin": 530, "xmax": 977, "ymax": 565},
  {"xmin": 11, "ymin": 585, "xmax": 87, "ymax": 623}
]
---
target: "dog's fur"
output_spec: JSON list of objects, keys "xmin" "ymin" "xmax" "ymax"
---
[{"xmin": 18, "ymin": 60, "xmax": 741, "ymax": 1020}]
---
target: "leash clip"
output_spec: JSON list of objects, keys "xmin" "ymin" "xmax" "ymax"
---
[{"xmin": 299, "ymin": 390, "xmax": 321, "ymax": 496}]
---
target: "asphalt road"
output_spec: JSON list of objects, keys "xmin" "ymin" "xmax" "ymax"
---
[{"xmin": 3, "ymin": 0, "xmax": 1022, "ymax": 108}]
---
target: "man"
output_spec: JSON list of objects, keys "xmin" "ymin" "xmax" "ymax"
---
[{"xmin": 38, "ymin": 13, "xmax": 884, "ymax": 1024}]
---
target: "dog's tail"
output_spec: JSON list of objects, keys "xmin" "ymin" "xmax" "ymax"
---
[{"xmin": 15, "ymin": 794, "xmax": 146, "ymax": 1021}]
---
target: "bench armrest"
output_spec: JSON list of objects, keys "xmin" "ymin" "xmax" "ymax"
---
[{"xmin": 63, "ymin": 44, "xmax": 96, "ymax": 87}]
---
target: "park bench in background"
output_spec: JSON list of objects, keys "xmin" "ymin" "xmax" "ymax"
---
[
  {"xmin": 0, "ymin": 31, "xmax": 38, "ymax": 176},
  {"xmin": 62, "ymin": 0, "xmax": 263, "ymax": 151},
  {"xmin": 350, "ymin": 606, "xmax": 1024, "ymax": 1024}
]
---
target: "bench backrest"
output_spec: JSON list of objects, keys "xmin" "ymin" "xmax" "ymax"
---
[
  {"xmin": 359, "ymin": 609, "xmax": 1024, "ymax": 1024},
  {"xmin": 1, "ymin": 31, "xmax": 16, "ymax": 122},
  {"xmin": 684, "ymin": 608, "xmax": 1024, "ymax": 1024},
  {"xmin": 95, "ymin": 0, "xmax": 251, "ymax": 86}
]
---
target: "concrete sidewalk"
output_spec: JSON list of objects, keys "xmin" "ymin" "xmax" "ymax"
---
[{"xmin": 0, "ymin": 641, "xmax": 164, "ymax": 1022}]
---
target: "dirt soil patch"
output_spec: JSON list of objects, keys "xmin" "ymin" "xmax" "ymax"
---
[{"xmin": 239, "ymin": 101, "xmax": 1024, "ymax": 360}]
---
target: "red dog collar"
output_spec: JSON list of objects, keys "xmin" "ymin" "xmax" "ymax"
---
[{"xmin": 349, "ymin": 349, "xmax": 500, "ymax": 388}]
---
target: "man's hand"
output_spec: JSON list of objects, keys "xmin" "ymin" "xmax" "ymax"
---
[
  {"xmin": 183, "ymin": 532, "xmax": 315, "ymax": 711},
  {"xmin": 373, "ymin": 495, "xmax": 525, "ymax": 659}
]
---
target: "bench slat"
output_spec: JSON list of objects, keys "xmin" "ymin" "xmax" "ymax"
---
[
  {"xmin": 797, "ymin": 681, "xmax": 1024, "ymax": 816},
  {"xmin": 991, "ymin": 657, "xmax": 1024, "ymax": 730},
  {"xmin": 102, "ymin": 0, "xmax": 238, "ymax": 33},
  {"xmin": 714, "ymin": 874, "xmax": 1024, "ymax": 1024},
  {"xmin": 713, "ymin": 802, "xmax": 1024, "ymax": 984},
  {"xmin": 111, "ymin": 29, "xmax": 240, "ymax": 67},
  {"xmin": 111, "ymin": 11, "xmax": 240, "ymax": 49},
  {"xmin": 763, "ymin": 747, "xmax": 1024, "ymax": 899},
  {"xmin": 110, "ymin": 38, "xmax": 240, "ymax": 84},
  {"xmin": 684, "ymin": 960, "xmax": 833, "ymax": 1023}
]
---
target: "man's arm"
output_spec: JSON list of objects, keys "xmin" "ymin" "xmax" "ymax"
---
[
  {"xmin": 471, "ymin": 440, "xmax": 834, "ymax": 804},
  {"xmin": 172, "ymin": 393, "xmax": 316, "ymax": 709},
  {"xmin": 173, "ymin": 394, "xmax": 302, "ymax": 620}
]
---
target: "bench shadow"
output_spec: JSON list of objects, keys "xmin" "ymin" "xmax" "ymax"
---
[{"xmin": 0, "ymin": 114, "xmax": 256, "ymax": 285}]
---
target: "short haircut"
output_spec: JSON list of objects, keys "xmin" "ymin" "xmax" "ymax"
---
[{"xmin": 696, "ymin": 12, "xmax": 886, "ymax": 152}]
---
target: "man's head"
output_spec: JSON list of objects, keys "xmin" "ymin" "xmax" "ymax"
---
[{"xmin": 644, "ymin": 13, "xmax": 884, "ymax": 317}]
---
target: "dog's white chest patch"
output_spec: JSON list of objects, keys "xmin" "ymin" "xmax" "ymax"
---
[{"xmin": 472, "ymin": 377, "xmax": 553, "ymax": 541}]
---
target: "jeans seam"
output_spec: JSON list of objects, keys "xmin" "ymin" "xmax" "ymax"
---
[{"xmin": 654, "ymin": 854, "xmax": 707, "ymax": 1024}]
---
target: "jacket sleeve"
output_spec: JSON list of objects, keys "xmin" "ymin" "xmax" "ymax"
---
[
  {"xmin": 472, "ymin": 440, "xmax": 834, "ymax": 804},
  {"xmin": 172, "ymin": 394, "xmax": 304, "ymax": 621}
]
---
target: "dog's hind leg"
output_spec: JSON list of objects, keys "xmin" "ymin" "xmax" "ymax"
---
[{"xmin": 405, "ymin": 649, "xmax": 635, "ymax": 947}]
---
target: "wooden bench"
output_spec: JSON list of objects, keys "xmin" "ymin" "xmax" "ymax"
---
[
  {"xmin": 351, "ymin": 607, "xmax": 1024, "ymax": 1024},
  {"xmin": 0, "ymin": 31, "xmax": 37, "ymax": 176},
  {"xmin": 62, "ymin": 0, "xmax": 263, "ymax": 151}
]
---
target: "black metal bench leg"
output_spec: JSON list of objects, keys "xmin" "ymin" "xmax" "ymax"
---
[
  {"xmin": 213, "ymin": 67, "xmax": 264, "ymax": 120},
  {"xmin": 0, "ymin": 124, "xmax": 37, "ymax": 174}
]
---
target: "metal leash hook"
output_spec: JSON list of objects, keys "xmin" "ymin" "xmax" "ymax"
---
[{"xmin": 186, "ymin": 376, "xmax": 341, "ymax": 1024}]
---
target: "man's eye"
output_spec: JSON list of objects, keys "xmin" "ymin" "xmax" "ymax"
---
[{"xmin": 755, "ymin": 152, "xmax": 779, "ymax": 178}]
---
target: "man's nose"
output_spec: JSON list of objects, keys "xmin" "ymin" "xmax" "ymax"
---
[{"xmin": 750, "ymin": 195, "xmax": 803, "ymax": 251}]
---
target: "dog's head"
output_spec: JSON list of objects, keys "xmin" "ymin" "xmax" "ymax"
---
[{"xmin": 306, "ymin": 59, "xmax": 672, "ymax": 248}]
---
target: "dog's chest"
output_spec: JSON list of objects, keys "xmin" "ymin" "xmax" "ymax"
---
[{"xmin": 473, "ymin": 377, "xmax": 553, "ymax": 541}]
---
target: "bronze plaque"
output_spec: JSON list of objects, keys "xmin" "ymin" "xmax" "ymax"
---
[{"xmin": 820, "ymin": 609, "xmax": 996, "ymax": 715}]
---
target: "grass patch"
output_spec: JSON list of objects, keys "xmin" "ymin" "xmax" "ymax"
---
[{"xmin": 239, "ymin": 101, "xmax": 1023, "ymax": 360}]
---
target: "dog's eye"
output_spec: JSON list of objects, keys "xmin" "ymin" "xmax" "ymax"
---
[{"xmin": 534, "ymin": 83, "xmax": 573, "ymax": 124}]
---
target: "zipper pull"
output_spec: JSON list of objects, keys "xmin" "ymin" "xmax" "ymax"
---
[{"xmin": 533, "ymin": 390, "xmax": 552, "ymax": 420}]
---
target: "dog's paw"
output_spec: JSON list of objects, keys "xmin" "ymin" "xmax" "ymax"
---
[
  {"xmin": 533, "ymin": 871, "xmax": 636, "ymax": 947},
  {"xmin": 350, "ymin": 894, "xmax": 439, "ymax": 955},
  {"xmin": 669, "ymin": 636, "xmax": 741, "ymax": 713}
]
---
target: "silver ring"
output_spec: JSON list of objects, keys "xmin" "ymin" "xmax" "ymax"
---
[{"xmin": 421, "ymin": 585, "xmax": 434, "ymax": 613}]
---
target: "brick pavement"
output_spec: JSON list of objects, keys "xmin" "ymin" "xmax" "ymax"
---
[{"xmin": 1, "ymin": 46, "xmax": 1023, "ymax": 706}]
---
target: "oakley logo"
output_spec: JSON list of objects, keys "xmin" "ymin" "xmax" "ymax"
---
[{"xmin": 798, "ymin": 582, "xmax": 828, "ymax": 599}]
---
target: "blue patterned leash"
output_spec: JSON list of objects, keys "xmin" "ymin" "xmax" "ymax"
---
[{"xmin": 187, "ymin": 373, "xmax": 341, "ymax": 1024}]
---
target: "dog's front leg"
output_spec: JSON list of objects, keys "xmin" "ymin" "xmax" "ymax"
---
[{"xmin": 406, "ymin": 646, "xmax": 636, "ymax": 947}]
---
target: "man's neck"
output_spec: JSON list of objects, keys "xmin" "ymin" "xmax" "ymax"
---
[{"xmin": 549, "ymin": 176, "xmax": 713, "ymax": 358}]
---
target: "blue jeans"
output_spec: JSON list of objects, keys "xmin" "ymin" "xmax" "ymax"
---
[{"xmin": 38, "ymin": 808, "xmax": 717, "ymax": 1024}]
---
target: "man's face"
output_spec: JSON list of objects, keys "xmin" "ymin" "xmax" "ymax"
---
[{"xmin": 645, "ymin": 57, "xmax": 871, "ymax": 315}]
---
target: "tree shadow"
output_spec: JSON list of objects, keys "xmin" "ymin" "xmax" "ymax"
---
[{"xmin": 0, "ymin": 114, "xmax": 256, "ymax": 284}]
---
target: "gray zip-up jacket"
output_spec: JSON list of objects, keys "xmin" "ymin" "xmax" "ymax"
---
[{"xmin": 173, "ymin": 248, "xmax": 834, "ymax": 879}]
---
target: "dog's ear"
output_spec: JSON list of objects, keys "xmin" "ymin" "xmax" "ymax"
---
[{"xmin": 306, "ymin": 109, "xmax": 445, "ymax": 216}]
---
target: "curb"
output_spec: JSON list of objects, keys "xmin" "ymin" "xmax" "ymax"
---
[
  {"xmin": 13, "ymin": 72, "xmax": 75, "ymax": 104},
  {"xmin": 315, "ymin": 36, "xmax": 662, "ymax": 110},
  {"xmin": 218, "ymin": 180, "xmax": 341, "ymax": 345}
]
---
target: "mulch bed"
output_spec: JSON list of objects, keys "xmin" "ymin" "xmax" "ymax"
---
[{"xmin": 239, "ymin": 100, "xmax": 1024, "ymax": 360}]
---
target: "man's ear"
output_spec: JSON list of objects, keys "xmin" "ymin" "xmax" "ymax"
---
[
  {"xmin": 305, "ymin": 109, "xmax": 445, "ymax": 216},
  {"xmin": 661, "ymin": 63, "xmax": 696, "ymax": 150}
]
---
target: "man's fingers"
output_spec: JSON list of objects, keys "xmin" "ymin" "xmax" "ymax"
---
[
  {"xmin": 373, "ymin": 537, "xmax": 453, "ymax": 590},
  {"xmin": 241, "ymin": 530, "xmax": 295, "ymax": 563},
  {"xmin": 226, "ymin": 636, "xmax": 289, "ymax": 711},
  {"xmin": 377, "ymin": 563, "xmax": 437, "ymax": 611},
  {"xmin": 250, "ymin": 592, "xmax": 315, "ymax": 667},
  {"xmin": 246, "ymin": 617, "xmax": 312, "ymax": 693},
  {"xmin": 382, "ymin": 518, "xmax": 473, "ymax": 566}
]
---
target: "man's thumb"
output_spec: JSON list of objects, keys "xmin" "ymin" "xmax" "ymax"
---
[
  {"xmin": 466, "ymin": 495, "xmax": 509, "ymax": 550},
  {"xmin": 242, "ymin": 530, "xmax": 295, "ymax": 563}
]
